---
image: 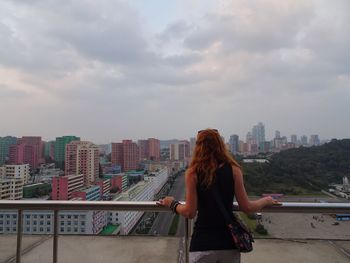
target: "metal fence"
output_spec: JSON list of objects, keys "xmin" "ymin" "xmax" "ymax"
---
[{"xmin": 1, "ymin": 200, "xmax": 350, "ymax": 263}]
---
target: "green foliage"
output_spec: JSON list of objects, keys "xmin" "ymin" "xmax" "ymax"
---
[
  {"xmin": 255, "ymin": 224, "xmax": 268, "ymax": 235},
  {"xmin": 242, "ymin": 139, "xmax": 350, "ymax": 195},
  {"xmin": 168, "ymin": 214, "xmax": 180, "ymax": 236}
]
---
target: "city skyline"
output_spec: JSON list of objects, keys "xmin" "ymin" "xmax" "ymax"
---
[{"xmin": 0, "ymin": 1, "xmax": 349, "ymax": 143}]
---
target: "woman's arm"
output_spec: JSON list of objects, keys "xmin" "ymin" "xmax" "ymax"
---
[
  {"xmin": 233, "ymin": 165, "xmax": 276, "ymax": 214},
  {"xmin": 158, "ymin": 168, "xmax": 198, "ymax": 219}
]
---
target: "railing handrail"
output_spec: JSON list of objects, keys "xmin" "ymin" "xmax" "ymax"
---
[{"xmin": 1, "ymin": 200, "xmax": 350, "ymax": 213}]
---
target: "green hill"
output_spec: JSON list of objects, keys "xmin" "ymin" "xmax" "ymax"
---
[{"xmin": 242, "ymin": 139, "xmax": 350, "ymax": 195}]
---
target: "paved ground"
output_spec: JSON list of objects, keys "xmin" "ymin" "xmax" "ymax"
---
[
  {"xmin": 261, "ymin": 213, "xmax": 350, "ymax": 239},
  {"xmin": 1, "ymin": 235, "xmax": 349, "ymax": 263}
]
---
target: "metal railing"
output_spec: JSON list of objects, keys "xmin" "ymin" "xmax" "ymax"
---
[{"xmin": 1, "ymin": 200, "xmax": 350, "ymax": 263}]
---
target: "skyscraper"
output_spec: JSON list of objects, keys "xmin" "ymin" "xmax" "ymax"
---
[
  {"xmin": 65, "ymin": 141, "xmax": 99, "ymax": 186},
  {"xmin": 9, "ymin": 139, "xmax": 42, "ymax": 170},
  {"xmin": 252, "ymin": 122, "xmax": 265, "ymax": 147},
  {"xmin": 291, "ymin": 135, "xmax": 297, "ymax": 145},
  {"xmin": 309, "ymin": 135, "xmax": 320, "ymax": 146},
  {"xmin": 0, "ymin": 136, "xmax": 17, "ymax": 166},
  {"xmin": 137, "ymin": 138, "xmax": 160, "ymax": 161},
  {"xmin": 111, "ymin": 140, "xmax": 140, "ymax": 172},
  {"xmin": 170, "ymin": 141, "xmax": 190, "ymax": 161},
  {"xmin": 301, "ymin": 135, "xmax": 308, "ymax": 146},
  {"xmin": 229, "ymin": 135, "xmax": 239, "ymax": 155},
  {"xmin": 55, "ymin": 136, "xmax": 80, "ymax": 170}
]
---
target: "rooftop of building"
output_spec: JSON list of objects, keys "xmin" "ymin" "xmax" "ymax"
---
[
  {"xmin": 0, "ymin": 235, "xmax": 349, "ymax": 263},
  {"xmin": 116, "ymin": 181, "xmax": 151, "ymax": 201}
]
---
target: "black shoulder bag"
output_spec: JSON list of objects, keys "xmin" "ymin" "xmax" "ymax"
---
[{"xmin": 212, "ymin": 184, "xmax": 254, "ymax": 253}]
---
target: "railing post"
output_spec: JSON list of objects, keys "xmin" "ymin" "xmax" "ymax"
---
[
  {"xmin": 185, "ymin": 218, "xmax": 189, "ymax": 263},
  {"xmin": 16, "ymin": 209, "xmax": 23, "ymax": 263},
  {"xmin": 53, "ymin": 210, "xmax": 59, "ymax": 263}
]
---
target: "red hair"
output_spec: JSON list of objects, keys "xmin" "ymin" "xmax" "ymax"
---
[{"xmin": 190, "ymin": 129, "xmax": 240, "ymax": 188}]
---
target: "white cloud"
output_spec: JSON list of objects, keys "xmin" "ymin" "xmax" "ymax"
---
[{"xmin": 0, "ymin": 0, "xmax": 349, "ymax": 142}]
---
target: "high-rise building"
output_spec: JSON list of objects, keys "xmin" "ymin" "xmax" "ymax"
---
[
  {"xmin": 9, "ymin": 143, "xmax": 39, "ymax": 170},
  {"xmin": 229, "ymin": 135, "xmax": 239, "ymax": 155},
  {"xmin": 111, "ymin": 140, "xmax": 139, "ymax": 172},
  {"xmin": 55, "ymin": 136, "xmax": 80, "ymax": 170},
  {"xmin": 275, "ymin": 130, "xmax": 281, "ymax": 139},
  {"xmin": 138, "ymin": 140, "xmax": 149, "ymax": 160},
  {"xmin": 252, "ymin": 122, "xmax": 265, "ymax": 147},
  {"xmin": 309, "ymin": 135, "xmax": 320, "ymax": 146},
  {"xmin": 170, "ymin": 141, "xmax": 190, "ymax": 161},
  {"xmin": 44, "ymin": 141, "xmax": 55, "ymax": 161},
  {"xmin": 301, "ymin": 135, "xmax": 308, "ymax": 146},
  {"xmin": 137, "ymin": 138, "xmax": 160, "ymax": 161},
  {"xmin": 291, "ymin": 135, "xmax": 298, "ymax": 145},
  {"xmin": 0, "ymin": 136, "xmax": 17, "ymax": 166},
  {"xmin": 19, "ymin": 136, "xmax": 44, "ymax": 163},
  {"xmin": 65, "ymin": 141, "xmax": 99, "ymax": 186}
]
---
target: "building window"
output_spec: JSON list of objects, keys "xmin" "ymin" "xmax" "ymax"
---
[
  {"xmin": 60, "ymin": 227, "xmax": 64, "ymax": 232},
  {"xmin": 60, "ymin": 221, "xmax": 64, "ymax": 226}
]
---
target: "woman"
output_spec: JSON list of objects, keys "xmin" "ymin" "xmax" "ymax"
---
[{"xmin": 158, "ymin": 129, "xmax": 277, "ymax": 262}]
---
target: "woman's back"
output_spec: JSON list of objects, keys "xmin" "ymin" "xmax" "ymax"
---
[{"xmin": 190, "ymin": 162, "xmax": 236, "ymax": 251}]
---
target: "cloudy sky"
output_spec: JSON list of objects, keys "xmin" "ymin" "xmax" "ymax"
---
[{"xmin": 0, "ymin": 0, "xmax": 349, "ymax": 143}]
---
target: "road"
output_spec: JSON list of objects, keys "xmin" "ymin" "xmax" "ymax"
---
[{"xmin": 150, "ymin": 172, "xmax": 186, "ymax": 236}]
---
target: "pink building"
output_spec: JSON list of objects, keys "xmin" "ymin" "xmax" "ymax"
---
[
  {"xmin": 65, "ymin": 141, "xmax": 99, "ymax": 186},
  {"xmin": 148, "ymin": 138, "xmax": 160, "ymax": 161},
  {"xmin": 9, "ymin": 143, "xmax": 40, "ymax": 170},
  {"xmin": 51, "ymin": 174, "xmax": 84, "ymax": 200},
  {"xmin": 111, "ymin": 140, "xmax": 139, "ymax": 172},
  {"xmin": 138, "ymin": 138, "xmax": 160, "ymax": 161}
]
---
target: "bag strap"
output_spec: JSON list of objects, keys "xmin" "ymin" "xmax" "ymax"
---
[{"xmin": 211, "ymin": 182, "xmax": 235, "ymax": 226}]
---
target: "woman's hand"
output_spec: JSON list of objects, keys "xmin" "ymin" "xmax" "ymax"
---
[
  {"xmin": 263, "ymin": 196, "xmax": 282, "ymax": 207},
  {"xmin": 157, "ymin": 196, "xmax": 174, "ymax": 208}
]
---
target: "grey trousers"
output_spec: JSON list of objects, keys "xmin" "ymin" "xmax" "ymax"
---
[{"xmin": 189, "ymin": 249, "xmax": 241, "ymax": 263}]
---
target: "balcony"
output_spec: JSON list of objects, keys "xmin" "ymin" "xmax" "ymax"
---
[{"xmin": 0, "ymin": 200, "xmax": 350, "ymax": 263}]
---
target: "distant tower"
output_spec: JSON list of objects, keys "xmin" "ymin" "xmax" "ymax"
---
[
  {"xmin": 343, "ymin": 176, "xmax": 349, "ymax": 186},
  {"xmin": 309, "ymin": 135, "xmax": 320, "ymax": 146},
  {"xmin": 229, "ymin": 135, "xmax": 239, "ymax": 155},
  {"xmin": 112, "ymin": 140, "xmax": 140, "ymax": 172},
  {"xmin": 291, "ymin": 135, "xmax": 297, "ymax": 144},
  {"xmin": 301, "ymin": 135, "xmax": 308, "ymax": 146},
  {"xmin": 252, "ymin": 122, "xmax": 265, "ymax": 146},
  {"xmin": 65, "ymin": 141, "xmax": 99, "ymax": 186},
  {"xmin": 275, "ymin": 130, "xmax": 281, "ymax": 139}
]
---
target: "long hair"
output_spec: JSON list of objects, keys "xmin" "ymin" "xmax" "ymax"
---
[{"xmin": 190, "ymin": 129, "xmax": 241, "ymax": 188}]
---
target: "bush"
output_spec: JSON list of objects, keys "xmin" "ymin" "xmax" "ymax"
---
[{"xmin": 255, "ymin": 224, "xmax": 268, "ymax": 235}]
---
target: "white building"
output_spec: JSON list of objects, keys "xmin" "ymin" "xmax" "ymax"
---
[
  {"xmin": 109, "ymin": 180, "xmax": 154, "ymax": 235},
  {"xmin": 0, "ymin": 210, "xmax": 106, "ymax": 235},
  {"xmin": 0, "ymin": 164, "xmax": 30, "ymax": 184},
  {"xmin": 0, "ymin": 164, "xmax": 29, "ymax": 200},
  {"xmin": 0, "ymin": 178, "xmax": 25, "ymax": 200},
  {"xmin": 144, "ymin": 168, "xmax": 169, "ymax": 196}
]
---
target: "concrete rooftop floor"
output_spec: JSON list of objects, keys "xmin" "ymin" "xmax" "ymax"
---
[{"xmin": 1, "ymin": 235, "xmax": 349, "ymax": 263}]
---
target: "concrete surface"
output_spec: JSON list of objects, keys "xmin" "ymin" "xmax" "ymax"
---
[{"xmin": 1, "ymin": 235, "xmax": 350, "ymax": 263}]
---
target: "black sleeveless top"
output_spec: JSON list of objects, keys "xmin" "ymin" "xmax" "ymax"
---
[{"xmin": 189, "ymin": 162, "xmax": 236, "ymax": 252}]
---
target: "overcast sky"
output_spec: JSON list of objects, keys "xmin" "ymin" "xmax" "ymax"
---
[{"xmin": 0, "ymin": 0, "xmax": 349, "ymax": 143}]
